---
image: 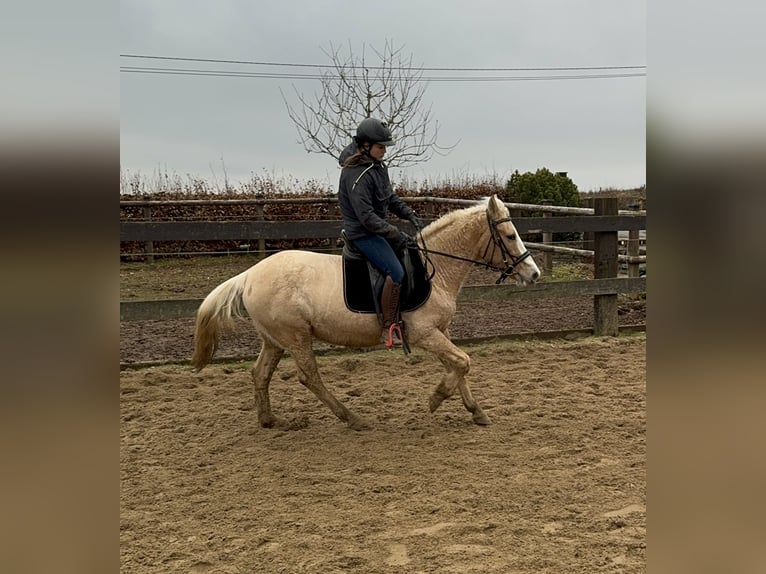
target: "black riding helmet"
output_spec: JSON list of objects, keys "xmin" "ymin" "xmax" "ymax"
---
[{"xmin": 353, "ymin": 118, "xmax": 396, "ymax": 146}]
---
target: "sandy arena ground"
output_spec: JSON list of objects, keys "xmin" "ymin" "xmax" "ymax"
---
[{"xmin": 120, "ymin": 334, "xmax": 645, "ymax": 573}]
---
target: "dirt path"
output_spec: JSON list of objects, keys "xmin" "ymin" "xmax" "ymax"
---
[{"xmin": 120, "ymin": 334, "xmax": 646, "ymax": 573}]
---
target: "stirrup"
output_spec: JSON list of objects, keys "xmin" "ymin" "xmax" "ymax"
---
[
  {"xmin": 384, "ymin": 322, "xmax": 411, "ymax": 355},
  {"xmin": 385, "ymin": 322, "xmax": 404, "ymax": 349}
]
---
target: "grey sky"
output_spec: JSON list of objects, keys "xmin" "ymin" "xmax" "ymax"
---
[{"xmin": 120, "ymin": 1, "xmax": 645, "ymax": 192}]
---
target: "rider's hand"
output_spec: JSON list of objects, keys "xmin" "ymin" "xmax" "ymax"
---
[
  {"xmin": 394, "ymin": 231, "xmax": 415, "ymax": 251},
  {"xmin": 408, "ymin": 214, "xmax": 423, "ymax": 231}
]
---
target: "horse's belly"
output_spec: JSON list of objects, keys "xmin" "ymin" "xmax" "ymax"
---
[{"xmin": 312, "ymin": 309, "xmax": 382, "ymax": 347}]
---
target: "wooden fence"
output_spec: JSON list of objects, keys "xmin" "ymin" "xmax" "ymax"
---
[{"xmin": 119, "ymin": 197, "xmax": 645, "ymax": 337}]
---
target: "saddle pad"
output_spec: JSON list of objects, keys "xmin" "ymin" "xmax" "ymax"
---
[{"xmin": 342, "ymin": 247, "xmax": 431, "ymax": 314}]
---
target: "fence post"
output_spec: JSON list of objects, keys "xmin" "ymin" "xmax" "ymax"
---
[
  {"xmin": 540, "ymin": 199, "xmax": 553, "ymax": 273},
  {"xmin": 428, "ymin": 197, "xmax": 438, "ymax": 220},
  {"xmin": 593, "ymin": 197, "xmax": 619, "ymax": 336},
  {"xmin": 255, "ymin": 204, "xmax": 266, "ymax": 259},
  {"xmin": 627, "ymin": 203, "xmax": 641, "ymax": 278},
  {"xmin": 143, "ymin": 205, "xmax": 154, "ymax": 263}
]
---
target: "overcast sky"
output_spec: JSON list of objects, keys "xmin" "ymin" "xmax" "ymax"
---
[{"xmin": 120, "ymin": 1, "xmax": 645, "ymax": 193}]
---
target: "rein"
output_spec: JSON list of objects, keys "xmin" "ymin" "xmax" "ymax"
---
[{"xmin": 413, "ymin": 214, "xmax": 532, "ymax": 284}]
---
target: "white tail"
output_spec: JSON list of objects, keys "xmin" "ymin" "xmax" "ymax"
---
[{"xmin": 191, "ymin": 270, "xmax": 249, "ymax": 370}]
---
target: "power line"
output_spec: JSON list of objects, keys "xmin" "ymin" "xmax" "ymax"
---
[
  {"xmin": 120, "ymin": 65, "xmax": 645, "ymax": 82},
  {"xmin": 120, "ymin": 53, "xmax": 646, "ymax": 73}
]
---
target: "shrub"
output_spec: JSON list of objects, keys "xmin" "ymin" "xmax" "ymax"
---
[
  {"xmin": 505, "ymin": 168, "xmax": 581, "ymax": 208},
  {"xmin": 506, "ymin": 168, "xmax": 582, "ymax": 243}
]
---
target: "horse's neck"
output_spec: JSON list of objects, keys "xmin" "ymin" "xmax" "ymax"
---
[{"xmin": 423, "ymin": 214, "xmax": 485, "ymax": 296}]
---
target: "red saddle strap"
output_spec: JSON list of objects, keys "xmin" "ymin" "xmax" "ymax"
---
[{"xmin": 386, "ymin": 322, "xmax": 404, "ymax": 349}]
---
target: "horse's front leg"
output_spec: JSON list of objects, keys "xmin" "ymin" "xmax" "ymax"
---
[
  {"xmin": 416, "ymin": 330, "xmax": 490, "ymax": 425},
  {"xmin": 456, "ymin": 377, "xmax": 491, "ymax": 426}
]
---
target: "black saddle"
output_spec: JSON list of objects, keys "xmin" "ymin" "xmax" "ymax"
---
[{"xmin": 342, "ymin": 233, "xmax": 432, "ymax": 315}]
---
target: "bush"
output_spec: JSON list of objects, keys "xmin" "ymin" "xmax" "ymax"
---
[
  {"xmin": 505, "ymin": 168, "xmax": 582, "ymax": 243},
  {"xmin": 505, "ymin": 168, "xmax": 581, "ymax": 207}
]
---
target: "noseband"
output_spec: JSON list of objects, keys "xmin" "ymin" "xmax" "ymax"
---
[{"xmin": 481, "ymin": 213, "xmax": 533, "ymax": 284}]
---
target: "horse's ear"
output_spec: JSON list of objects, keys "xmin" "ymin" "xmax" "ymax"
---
[{"xmin": 487, "ymin": 194, "xmax": 504, "ymax": 217}]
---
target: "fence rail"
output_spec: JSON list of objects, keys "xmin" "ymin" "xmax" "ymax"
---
[
  {"xmin": 119, "ymin": 195, "xmax": 646, "ymax": 216},
  {"xmin": 120, "ymin": 277, "xmax": 646, "ymax": 322},
  {"xmin": 119, "ymin": 215, "xmax": 644, "ymax": 243}
]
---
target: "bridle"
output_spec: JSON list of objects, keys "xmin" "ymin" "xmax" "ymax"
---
[
  {"xmin": 482, "ymin": 213, "xmax": 534, "ymax": 283},
  {"xmin": 414, "ymin": 213, "xmax": 533, "ymax": 284}
]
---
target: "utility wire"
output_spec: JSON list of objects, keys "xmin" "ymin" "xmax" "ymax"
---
[
  {"xmin": 120, "ymin": 65, "xmax": 645, "ymax": 82},
  {"xmin": 120, "ymin": 53, "xmax": 646, "ymax": 73}
]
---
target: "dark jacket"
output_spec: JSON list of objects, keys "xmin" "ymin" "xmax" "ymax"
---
[{"xmin": 337, "ymin": 145, "xmax": 415, "ymax": 242}]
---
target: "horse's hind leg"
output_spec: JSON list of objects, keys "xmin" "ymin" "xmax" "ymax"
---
[
  {"xmin": 251, "ymin": 338, "xmax": 285, "ymax": 428},
  {"xmin": 417, "ymin": 329, "xmax": 490, "ymax": 425},
  {"xmin": 289, "ymin": 341, "xmax": 371, "ymax": 431}
]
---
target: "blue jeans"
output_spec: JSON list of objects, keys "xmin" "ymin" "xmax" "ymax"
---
[{"xmin": 352, "ymin": 235, "xmax": 404, "ymax": 284}]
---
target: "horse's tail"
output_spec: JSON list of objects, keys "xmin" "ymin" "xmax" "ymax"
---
[{"xmin": 192, "ymin": 270, "xmax": 249, "ymax": 371}]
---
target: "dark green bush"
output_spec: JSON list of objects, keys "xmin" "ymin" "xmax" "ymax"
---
[{"xmin": 505, "ymin": 168, "xmax": 581, "ymax": 208}]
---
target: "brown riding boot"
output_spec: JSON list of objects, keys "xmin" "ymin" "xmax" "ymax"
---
[
  {"xmin": 381, "ymin": 276, "xmax": 402, "ymax": 328},
  {"xmin": 380, "ymin": 276, "xmax": 403, "ymax": 347}
]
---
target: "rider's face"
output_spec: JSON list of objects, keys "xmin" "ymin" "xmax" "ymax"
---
[{"xmin": 369, "ymin": 143, "xmax": 387, "ymax": 162}]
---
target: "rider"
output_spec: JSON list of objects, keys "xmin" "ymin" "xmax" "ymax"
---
[{"xmin": 337, "ymin": 117, "xmax": 423, "ymax": 343}]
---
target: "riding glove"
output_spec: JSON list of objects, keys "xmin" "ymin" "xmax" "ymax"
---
[
  {"xmin": 408, "ymin": 214, "xmax": 423, "ymax": 231},
  {"xmin": 393, "ymin": 231, "xmax": 416, "ymax": 251}
]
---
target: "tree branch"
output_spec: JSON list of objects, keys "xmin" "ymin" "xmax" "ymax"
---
[{"xmin": 281, "ymin": 40, "xmax": 457, "ymax": 168}]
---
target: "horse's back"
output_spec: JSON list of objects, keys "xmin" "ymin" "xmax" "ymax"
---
[
  {"xmin": 249, "ymin": 250, "xmax": 340, "ymax": 278},
  {"xmin": 244, "ymin": 250, "xmax": 343, "ymax": 309}
]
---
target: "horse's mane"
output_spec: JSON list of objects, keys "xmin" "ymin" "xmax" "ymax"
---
[{"xmin": 422, "ymin": 200, "xmax": 488, "ymax": 237}]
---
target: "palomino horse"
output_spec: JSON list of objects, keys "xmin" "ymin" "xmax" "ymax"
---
[{"xmin": 192, "ymin": 195, "xmax": 540, "ymax": 430}]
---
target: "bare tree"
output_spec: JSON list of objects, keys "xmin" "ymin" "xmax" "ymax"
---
[{"xmin": 281, "ymin": 40, "xmax": 456, "ymax": 168}]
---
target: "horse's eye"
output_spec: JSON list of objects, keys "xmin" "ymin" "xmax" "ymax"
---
[{"xmin": 506, "ymin": 234, "xmax": 516, "ymax": 241}]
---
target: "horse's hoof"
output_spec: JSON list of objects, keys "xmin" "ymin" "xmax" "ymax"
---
[
  {"xmin": 472, "ymin": 412, "xmax": 492, "ymax": 426},
  {"xmin": 348, "ymin": 417, "xmax": 372, "ymax": 431},
  {"xmin": 259, "ymin": 417, "xmax": 277, "ymax": 428},
  {"xmin": 259, "ymin": 415, "xmax": 289, "ymax": 429}
]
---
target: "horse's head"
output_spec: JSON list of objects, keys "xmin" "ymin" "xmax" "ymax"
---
[{"xmin": 483, "ymin": 195, "xmax": 541, "ymax": 286}]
